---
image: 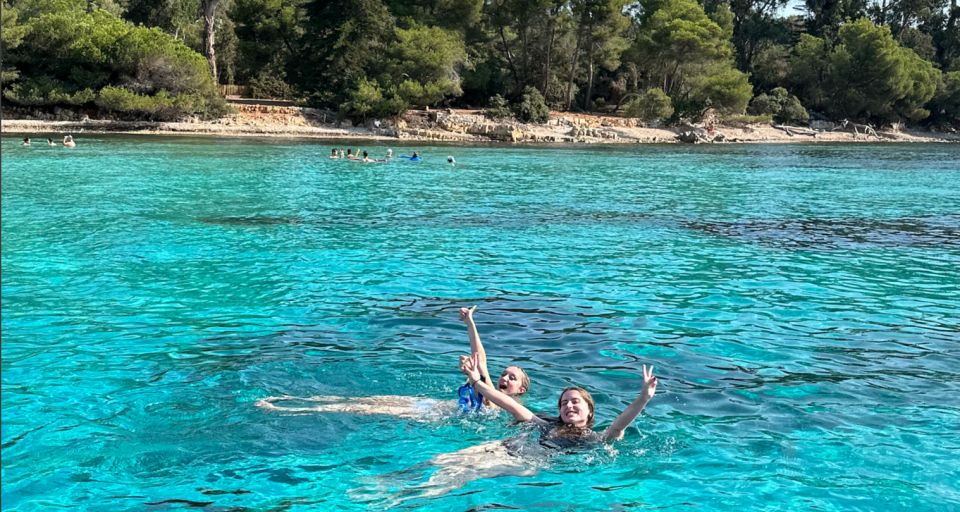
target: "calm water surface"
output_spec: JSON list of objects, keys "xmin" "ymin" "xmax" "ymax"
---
[{"xmin": 2, "ymin": 136, "xmax": 959, "ymax": 511}]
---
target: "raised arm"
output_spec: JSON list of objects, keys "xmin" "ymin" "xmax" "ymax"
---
[
  {"xmin": 460, "ymin": 354, "xmax": 544, "ymax": 425},
  {"xmin": 602, "ymin": 365, "xmax": 658, "ymax": 442},
  {"xmin": 460, "ymin": 306, "xmax": 491, "ymax": 384}
]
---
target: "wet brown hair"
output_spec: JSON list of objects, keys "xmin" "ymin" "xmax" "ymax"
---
[{"xmin": 557, "ymin": 386, "xmax": 595, "ymax": 428}]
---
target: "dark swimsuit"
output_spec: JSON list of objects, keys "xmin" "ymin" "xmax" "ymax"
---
[
  {"xmin": 537, "ymin": 419, "xmax": 602, "ymax": 451},
  {"xmin": 503, "ymin": 417, "xmax": 602, "ymax": 456}
]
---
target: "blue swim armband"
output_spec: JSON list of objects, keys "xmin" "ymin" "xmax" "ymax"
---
[{"xmin": 457, "ymin": 381, "xmax": 485, "ymax": 412}]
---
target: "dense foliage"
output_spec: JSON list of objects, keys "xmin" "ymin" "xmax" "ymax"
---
[
  {"xmin": 2, "ymin": 0, "xmax": 958, "ymax": 126},
  {"xmin": 2, "ymin": 1, "xmax": 226, "ymax": 119},
  {"xmin": 748, "ymin": 87, "xmax": 810, "ymax": 124},
  {"xmin": 624, "ymin": 88, "xmax": 675, "ymax": 122}
]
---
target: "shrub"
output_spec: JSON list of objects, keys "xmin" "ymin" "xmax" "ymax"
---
[
  {"xmin": 514, "ymin": 86, "xmax": 549, "ymax": 124},
  {"xmin": 747, "ymin": 93, "xmax": 780, "ymax": 117},
  {"xmin": 485, "ymin": 94, "xmax": 512, "ymax": 119},
  {"xmin": 341, "ymin": 79, "xmax": 409, "ymax": 121},
  {"xmin": 722, "ymin": 113, "xmax": 774, "ymax": 126},
  {"xmin": 689, "ymin": 66, "xmax": 753, "ymax": 114},
  {"xmin": 9, "ymin": 8, "xmax": 226, "ymax": 119},
  {"xmin": 249, "ymin": 72, "xmax": 295, "ymax": 99},
  {"xmin": 3, "ymin": 77, "xmax": 95, "ymax": 106},
  {"xmin": 375, "ymin": 94, "xmax": 408, "ymax": 118},
  {"xmin": 96, "ymin": 86, "xmax": 170, "ymax": 116},
  {"xmin": 345, "ymin": 78, "xmax": 382, "ymax": 119},
  {"xmin": 624, "ymin": 88, "xmax": 674, "ymax": 122},
  {"xmin": 927, "ymin": 71, "xmax": 960, "ymax": 128},
  {"xmin": 748, "ymin": 87, "xmax": 809, "ymax": 124},
  {"xmin": 94, "ymin": 86, "xmax": 228, "ymax": 120},
  {"xmin": 779, "ymin": 95, "xmax": 810, "ymax": 124}
]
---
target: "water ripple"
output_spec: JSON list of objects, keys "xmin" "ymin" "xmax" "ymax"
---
[{"xmin": 3, "ymin": 138, "xmax": 959, "ymax": 511}]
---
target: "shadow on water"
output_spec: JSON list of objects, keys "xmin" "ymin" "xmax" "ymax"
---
[
  {"xmin": 159, "ymin": 295, "xmax": 636, "ymax": 378},
  {"xmin": 682, "ymin": 215, "xmax": 960, "ymax": 250},
  {"xmin": 193, "ymin": 212, "xmax": 960, "ymax": 252},
  {"xmin": 196, "ymin": 215, "xmax": 304, "ymax": 226}
]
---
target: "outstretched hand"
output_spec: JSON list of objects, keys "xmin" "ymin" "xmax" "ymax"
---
[
  {"xmin": 459, "ymin": 353, "xmax": 482, "ymax": 384},
  {"xmin": 642, "ymin": 365, "xmax": 658, "ymax": 400},
  {"xmin": 459, "ymin": 305, "xmax": 477, "ymax": 325}
]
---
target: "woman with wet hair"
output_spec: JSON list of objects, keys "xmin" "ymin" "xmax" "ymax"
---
[
  {"xmin": 257, "ymin": 306, "xmax": 531, "ymax": 419},
  {"xmin": 460, "ymin": 353, "xmax": 656, "ymax": 442},
  {"xmin": 375, "ymin": 355, "xmax": 658, "ymax": 501}
]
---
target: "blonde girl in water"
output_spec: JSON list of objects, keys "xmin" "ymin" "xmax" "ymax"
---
[
  {"xmin": 256, "ymin": 306, "xmax": 531, "ymax": 420},
  {"xmin": 357, "ymin": 355, "xmax": 659, "ymax": 502}
]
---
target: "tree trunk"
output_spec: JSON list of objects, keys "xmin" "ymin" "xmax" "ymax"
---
[
  {"xmin": 201, "ymin": 0, "xmax": 220, "ymax": 83},
  {"xmin": 520, "ymin": 21, "xmax": 530, "ymax": 89},
  {"xmin": 565, "ymin": 27, "xmax": 583, "ymax": 111},
  {"xmin": 498, "ymin": 24, "xmax": 521, "ymax": 94},
  {"xmin": 939, "ymin": 0, "xmax": 957, "ymax": 65},
  {"xmin": 543, "ymin": 13, "xmax": 556, "ymax": 97},
  {"xmin": 583, "ymin": 41, "xmax": 595, "ymax": 111}
]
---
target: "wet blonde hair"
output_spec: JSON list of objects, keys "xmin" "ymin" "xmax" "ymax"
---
[{"xmin": 506, "ymin": 366, "xmax": 531, "ymax": 396}]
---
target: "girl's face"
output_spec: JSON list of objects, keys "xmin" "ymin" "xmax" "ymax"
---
[
  {"xmin": 498, "ymin": 366, "xmax": 527, "ymax": 396},
  {"xmin": 558, "ymin": 389, "xmax": 592, "ymax": 427}
]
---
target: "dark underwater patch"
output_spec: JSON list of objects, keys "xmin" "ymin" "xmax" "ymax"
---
[
  {"xmin": 197, "ymin": 215, "xmax": 303, "ymax": 226},
  {"xmin": 683, "ymin": 215, "xmax": 960, "ymax": 250}
]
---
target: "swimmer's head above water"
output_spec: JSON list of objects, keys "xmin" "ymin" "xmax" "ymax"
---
[
  {"xmin": 557, "ymin": 386, "xmax": 595, "ymax": 428},
  {"xmin": 498, "ymin": 366, "xmax": 530, "ymax": 396}
]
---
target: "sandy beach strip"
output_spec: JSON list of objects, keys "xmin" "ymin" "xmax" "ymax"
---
[{"xmin": 3, "ymin": 108, "xmax": 957, "ymax": 145}]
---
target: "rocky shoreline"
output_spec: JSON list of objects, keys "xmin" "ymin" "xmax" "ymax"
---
[{"xmin": 3, "ymin": 104, "xmax": 957, "ymax": 144}]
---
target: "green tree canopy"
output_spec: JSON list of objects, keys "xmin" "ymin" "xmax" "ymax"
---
[
  {"xmin": 632, "ymin": 0, "xmax": 752, "ymax": 115},
  {"xmin": 826, "ymin": 18, "xmax": 941, "ymax": 121},
  {"xmin": 1, "ymin": 2, "xmax": 30, "ymax": 84},
  {"xmin": 293, "ymin": 0, "xmax": 394, "ymax": 105},
  {"xmin": 4, "ymin": 6, "xmax": 225, "ymax": 119}
]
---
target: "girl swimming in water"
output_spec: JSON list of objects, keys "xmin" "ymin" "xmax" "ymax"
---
[
  {"xmin": 364, "ymin": 354, "xmax": 658, "ymax": 502},
  {"xmin": 256, "ymin": 306, "xmax": 530, "ymax": 419},
  {"xmin": 460, "ymin": 353, "xmax": 657, "ymax": 442}
]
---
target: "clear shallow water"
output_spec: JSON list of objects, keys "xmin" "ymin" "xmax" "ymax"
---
[{"xmin": 2, "ymin": 136, "xmax": 959, "ymax": 511}]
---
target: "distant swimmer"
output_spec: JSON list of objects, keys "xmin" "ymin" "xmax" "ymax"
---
[
  {"xmin": 63, "ymin": 135, "xmax": 76, "ymax": 148},
  {"xmin": 401, "ymin": 151, "xmax": 422, "ymax": 162},
  {"xmin": 386, "ymin": 149, "xmax": 393, "ymax": 161},
  {"xmin": 346, "ymin": 148, "xmax": 358, "ymax": 160},
  {"xmin": 447, "ymin": 156, "xmax": 456, "ymax": 166},
  {"xmin": 330, "ymin": 148, "xmax": 340, "ymax": 159},
  {"xmin": 22, "ymin": 137, "xmax": 31, "ymax": 146},
  {"xmin": 362, "ymin": 150, "xmax": 374, "ymax": 163},
  {"xmin": 47, "ymin": 138, "xmax": 57, "ymax": 146}
]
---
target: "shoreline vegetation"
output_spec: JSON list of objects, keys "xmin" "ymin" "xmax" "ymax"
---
[
  {"xmin": 3, "ymin": 105, "xmax": 958, "ymax": 144},
  {"xmin": 2, "ymin": 1, "xmax": 958, "ymax": 146}
]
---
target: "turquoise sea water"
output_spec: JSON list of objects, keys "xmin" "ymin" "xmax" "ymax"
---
[{"xmin": 2, "ymin": 136, "xmax": 959, "ymax": 511}]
